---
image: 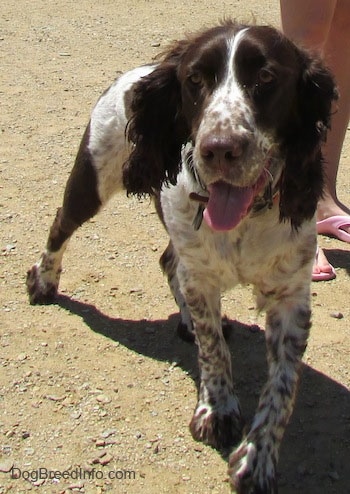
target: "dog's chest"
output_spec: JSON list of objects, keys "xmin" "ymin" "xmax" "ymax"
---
[
  {"xmin": 193, "ymin": 222, "xmax": 270, "ymax": 287},
  {"xmin": 164, "ymin": 202, "xmax": 281, "ymax": 290}
]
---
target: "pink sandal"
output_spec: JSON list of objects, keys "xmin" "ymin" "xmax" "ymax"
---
[
  {"xmin": 312, "ymin": 247, "xmax": 336, "ymax": 282},
  {"xmin": 317, "ymin": 215, "xmax": 350, "ymax": 243}
]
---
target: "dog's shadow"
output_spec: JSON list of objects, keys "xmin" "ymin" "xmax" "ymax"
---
[
  {"xmin": 56, "ymin": 294, "xmax": 349, "ymax": 494},
  {"xmin": 325, "ymin": 247, "xmax": 350, "ymax": 276}
]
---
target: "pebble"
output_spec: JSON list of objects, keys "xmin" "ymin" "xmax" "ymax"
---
[
  {"xmin": 99, "ymin": 453, "xmax": 113, "ymax": 466},
  {"xmin": 328, "ymin": 470, "xmax": 340, "ymax": 481},
  {"xmin": 330, "ymin": 311, "xmax": 344, "ymax": 319},
  {"xmin": 32, "ymin": 479, "xmax": 45, "ymax": 486},
  {"xmin": 4, "ymin": 243, "xmax": 16, "ymax": 252},
  {"xmin": 45, "ymin": 394, "xmax": 67, "ymax": 402},
  {"xmin": 95, "ymin": 439, "xmax": 106, "ymax": 447},
  {"xmin": 91, "ymin": 450, "xmax": 113, "ymax": 466},
  {"xmin": 67, "ymin": 481, "xmax": 85, "ymax": 490},
  {"xmin": 96, "ymin": 394, "xmax": 111, "ymax": 404},
  {"xmin": 100, "ymin": 428, "xmax": 117, "ymax": 439},
  {"xmin": 17, "ymin": 353, "xmax": 27, "ymax": 361},
  {"xmin": 129, "ymin": 287, "xmax": 142, "ymax": 294},
  {"xmin": 0, "ymin": 459, "xmax": 14, "ymax": 473}
]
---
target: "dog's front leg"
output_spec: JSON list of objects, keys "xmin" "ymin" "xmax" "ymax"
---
[
  {"xmin": 179, "ymin": 267, "xmax": 243, "ymax": 452},
  {"xmin": 229, "ymin": 294, "xmax": 311, "ymax": 493}
]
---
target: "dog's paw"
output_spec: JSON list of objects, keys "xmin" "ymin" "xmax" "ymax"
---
[
  {"xmin": 26, "ymin": 264, "xmax": 58, "ymax": 305},
  {"xmin": 228, "ymin": 440, "xmax": 278, "ymax": 494},
  {"xmin": 189, "ymin": 403, "xmax": 243, "ymax": 452}
]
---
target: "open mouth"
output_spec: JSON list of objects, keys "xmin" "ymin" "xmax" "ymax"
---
[{"xmin": 191, "ymin": 170, "xmax": 270, "ymax": 232}]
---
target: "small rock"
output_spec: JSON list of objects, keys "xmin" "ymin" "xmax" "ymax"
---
[
  {"xmin": 0, "ymin": 459, "xmax": 14, "ymax": 473},
  {"xmin": 129, "ymin": 287, "xmax": 142, "ymax": 294},
  {"xmin": 96, "ymin": 394, "xmax": 111, "ymax": 404},
  {"xmin": 4, "ymin": 244, "xmax": 16, "ymax": 252},
  {"xmin": 101, "ymin": 428, "xmax": 117, "ymax": 439},
  {"xmin": 32, "ymin": 478, "xmax": 45, "ymax": 486},
  {"xmin": 95, "ymin": 439, "xmax": 106, "ymax": 448},
  {"xmin": 17, "ymin": 353, "xmax": 27, "ymax": 361},
  {"xmin": 194, "ymin": 445, "xmax": 203, "ymax": 453},
  {"xmin": 22, "ymin": 431, "xmax": 30, "ymax": 439},
  {"xmin": 91, "ymin": 451, "xmax": 111, "ymax": 465},
  {"xmin": 328, "ymin": 470, "xmax": 340, "ymax": 481},
  {"xmin": 99, "ymin": 453, "xmax": 113, "ymax": 466},
  {"xmin": 151, "ymin": 42, "xmax": 161, "ymax": 47},
  {"xmin": 330, "ymin": 311, "xmax": 344, "ymax": 319},
  {"xmin": 45, "ymin": 394, "xmax": 66, "ymax": 402},
  {"xmin": 67, "ymin": 481, "xmax": 84, "ymax": 490}
]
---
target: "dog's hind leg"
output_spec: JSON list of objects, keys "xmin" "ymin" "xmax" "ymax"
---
[
  {"xmin": 27, "ymin": 113, "xmax": 127, "ymax": 304},
  {"xmin": 26, "ymin": 123, "xmax": 105, "ymax": 304}
]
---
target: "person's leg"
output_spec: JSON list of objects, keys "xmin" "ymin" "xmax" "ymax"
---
[
  {"xmin": 317, "ymin": 0, "xmax": 350, "ymax": 221},
  {"xmin": 282, "ymin": 0, "xmax": 350, "ymax": 225},
  {"xmin": 280, "ymin": 0, "xmax": 336, "ymax": 50},
  {"xmin": 281, "ymin": 1, "xmax": 349, "ymax": 281}
]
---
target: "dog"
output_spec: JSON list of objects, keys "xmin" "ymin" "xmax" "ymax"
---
[{"xmin": 27, "ymin": 20, "xmax": 337, "ymax": 492}]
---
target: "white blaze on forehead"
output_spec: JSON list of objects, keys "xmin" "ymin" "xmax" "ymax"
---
[
  {"xmin": 202, "ymin": 28, "xmax": 252, "ymax": 129},
  {"xmin": 226, "ymin": 27, "xmax": 250, "ymax": 84}
]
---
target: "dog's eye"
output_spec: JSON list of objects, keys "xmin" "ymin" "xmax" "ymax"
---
[
  {"xmin": 188, "ymin": 72, "xmax": 203, "ymax": 85},
  {"xmin": 258, "ymin": 68, "xmax": 275, "ymax": 84}
]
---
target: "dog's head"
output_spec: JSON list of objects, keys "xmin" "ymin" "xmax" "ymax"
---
[{"xmin": 123, "ymin": 21, "xmax": 337, "ymax": 229}]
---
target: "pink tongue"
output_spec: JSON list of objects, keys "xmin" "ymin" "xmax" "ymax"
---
[{"xmin": 203, "ymin": 181, "xmax": 254, "ymax": 231}]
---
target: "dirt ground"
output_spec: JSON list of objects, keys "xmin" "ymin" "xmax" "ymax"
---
[{"xmin": 1, "ymin": 1, "xmax": 349, "ymax": 493}]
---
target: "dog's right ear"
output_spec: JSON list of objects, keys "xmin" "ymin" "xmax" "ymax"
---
[{"xmin": 123, "ymin": 41, "xmax": 191, "ymax": 196}]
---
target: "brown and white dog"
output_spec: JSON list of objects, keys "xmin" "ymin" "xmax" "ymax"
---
[{"xmin": 27, "ymin": 21, "xmax": 336, "ymax": 493}]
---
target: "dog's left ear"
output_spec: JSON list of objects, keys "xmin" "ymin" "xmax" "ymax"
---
[
  {"xmin": 123, "ymin": 41, "xmax": 191, "ymax": 196},
  {"xmin": 279, "ymin": 50, "xmax": 338, "ymax": 228}
]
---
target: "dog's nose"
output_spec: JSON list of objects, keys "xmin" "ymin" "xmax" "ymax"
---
[{"xmin": 200, "ymin": 134, "xmax": 248, "ymax": 164}]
